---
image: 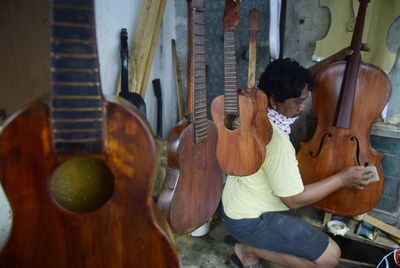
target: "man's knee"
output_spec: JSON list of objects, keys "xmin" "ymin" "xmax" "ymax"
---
[{"xmin": 315, "ymin": 238, "xmax": 341, "ymax": 267}]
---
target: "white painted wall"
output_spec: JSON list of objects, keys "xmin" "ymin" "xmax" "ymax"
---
[
  {"xmin": 96, "ymin": 0, "xmax": 178, "ymax": 137},
  {"xmin": 0, "ymin": 0, "xmax": 177, "ymax": 250}
]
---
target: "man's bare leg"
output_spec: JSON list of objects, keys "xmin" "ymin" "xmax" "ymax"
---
[{"xmin": 234, "ymin": 237, "xmax": 340, "ymax": 268}]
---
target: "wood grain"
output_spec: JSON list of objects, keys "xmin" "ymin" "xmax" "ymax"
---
[
  {"xmin": 297, "ymin": 63, "xmax": 391, "ymax": 215},
  {"xmin": 0, "ymin": 97, "xmax": 179, "ymax": 267}
]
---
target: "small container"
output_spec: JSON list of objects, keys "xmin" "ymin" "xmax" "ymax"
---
[
  {"xmin": 327, "ymin": 220, "xmax": 349, "ymax": 236},
  {"xmin": 190, "ymin": 219, "xmax": 211, "ymax": 237}
]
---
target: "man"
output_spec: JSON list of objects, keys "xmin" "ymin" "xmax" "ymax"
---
[{"xmin": 221, "ymin": 56, "xmax": 375, "ymax": 268}]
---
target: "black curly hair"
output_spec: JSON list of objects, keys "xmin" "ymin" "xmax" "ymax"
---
[{"xmin": 257, "ymin": 58, "xmax": 316, "ymax": 103}]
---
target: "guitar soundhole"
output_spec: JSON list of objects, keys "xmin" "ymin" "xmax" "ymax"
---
[
  {"xmin": 49, "ymin": 157, "xmax": 114, "ymax": 214},
  {"xmin": 224, "ymin": 114, "xmax": 240, "ymax": 130}
]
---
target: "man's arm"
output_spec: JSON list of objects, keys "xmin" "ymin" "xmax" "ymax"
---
[{"xmin": 280, "ymin": 166, "xmax": 374, "ymax": 209}]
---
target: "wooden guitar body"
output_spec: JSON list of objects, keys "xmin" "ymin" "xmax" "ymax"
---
[
  {"xmin": 0, "ymin": 96, "xmax": 179, "ymax": 267},
  {"xmin": 157, "ymin": 0, "xmax": 224, "ymax": 235},
  {"xmin": 158, "ymin": 118, "xmax": 223, "ymax": 234},
  {"xmin": 244, "ymin": 89, "xmax": 272, "ymax": 146},
  {"xmin": 211, "ymin": 94, "xmax": 264, "ymax": 176},
  {"xmin": 211, "ymin": 0, "xmax": 265, "ymax": 176},
  {"xmin": 297, "ymin": 62, "xmax": 391, "ymax": 215}
]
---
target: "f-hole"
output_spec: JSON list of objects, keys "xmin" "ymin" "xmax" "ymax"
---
[
  {"xmin": 309, "ymin": 133, "xmax": 332, "ymax": 158},
  {"xmin": 350, "ymin": 136, "xmax": 368, "ymax": 166}
]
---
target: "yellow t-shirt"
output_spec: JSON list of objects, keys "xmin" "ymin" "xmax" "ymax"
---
[{"xmin": 222, "ymin": 122, "xmax": 304, "ymax": 219}]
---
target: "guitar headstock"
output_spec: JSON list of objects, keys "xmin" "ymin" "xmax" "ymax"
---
[
  {"xmin": 248, "ymin": 9, "xmax": 260, "ymax": 33},
  {"xmin": 120, "ymin": 28, "xmax": 128, "ymax": 55},
  {"xmin": 223, "ymin": 0, "xmax": 240, "ymax": 30}
]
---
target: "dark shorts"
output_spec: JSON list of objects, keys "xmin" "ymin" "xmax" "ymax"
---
[{"xmin": 220, "ymin": 207, "xmax": 329, "ymax": 261}]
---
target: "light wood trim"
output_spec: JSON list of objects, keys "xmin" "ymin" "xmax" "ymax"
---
[
  {"xmin": 117, "ymin": 0, "xmax": 167, "ymax": 97},
  {"xmin": 363, "ymin": 214, "xmax": 400, "ymax": 238}
]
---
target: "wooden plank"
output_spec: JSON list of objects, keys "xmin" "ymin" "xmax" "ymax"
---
[
  {"xmin": 117, "ymin": 0, "xmax": 167, "ymax": 97},
  {"xmin": 363, "ymin": 214, "xmax": 400, "ymax": 239},
  {"xmin": 294, "ymin": 207, "xmax": 399, "ymax": 250},
  {"xmin": 323, "ymin": 212, "xmax": 332, "ymax": 225}
]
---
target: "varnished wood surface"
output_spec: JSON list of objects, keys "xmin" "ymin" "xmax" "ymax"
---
[
  {"xmin": 157, "ymin": 0, "xmax": 224, "ymax": 236},
  {"xmin": 242, "ymin": 89, "xmax": 272, "ymax": 148},
  {"xmin": 297, "ymin": 62, "xmax": 391, "ymax": 216},
  {"xmin": 158, "ymin": 119, "xmax": 223, "ymax": 234},
  {"xmin": 211, "ymin": 0, "xmax": 265, "ymax": 177},
  {"xmin": 211, "ymin": 95, "xmax": 265, "ymax": 176},
  {"xmin": 0, "ymin": 96, "xmax": 179, "ymax": 267}
]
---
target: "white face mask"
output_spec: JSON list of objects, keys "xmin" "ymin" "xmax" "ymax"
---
[{"xmin": 267, "ymin": 107, "xmax": 299, "ymax": 135}]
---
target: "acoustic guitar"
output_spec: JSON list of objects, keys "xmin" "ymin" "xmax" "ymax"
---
[
  {"xmin": 0, "ymin": 0, "xmax": 179, "ymax": 266},
  {"xmin": 158, "ymin": 0, "xmax": 224, "ymax": 235},
  {"xmin": 211, "ymin": 0, "xmax": 265, "ymax": 176}
]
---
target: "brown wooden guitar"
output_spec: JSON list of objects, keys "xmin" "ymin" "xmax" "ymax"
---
[
  {"xmin": 296, "ymin": 0, "xmax": 391, "ymax": 216},
  {"xmin": 242, "ymin": 8, "xmax": 272, "ymax": 150},
  {"xmin": 211, "ymin": 0, "xmax": 265, "ymax": 176},
  {"xmin": 157, "ymin": 0, "xmax": 224, "ymax": 235},
  {"xmin": 0, "ymin": 1, "xmax": 179, "ymax": 267}
]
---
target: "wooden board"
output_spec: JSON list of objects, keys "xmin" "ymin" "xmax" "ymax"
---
[
  {"xmin": 117, "ymin": 0, "xmax": 167, "ymax": 97},
  {"xmin": 295, "ymin": 207, "xmax": 399, "ymax": 250}
]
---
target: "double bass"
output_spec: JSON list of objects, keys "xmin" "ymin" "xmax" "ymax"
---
[
  {"xmin": 0, "ymin": 0, "xmax": 178, "ymax": 266},
  {"xmin": 158, "ymin": 0, "xmax": 224, "ymax": 235},
  {"xmin": 297, "ymin": 0, "xmax": 391, "ymax": 216}
]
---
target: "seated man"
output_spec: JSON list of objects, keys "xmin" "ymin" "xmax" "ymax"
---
[{"xmin": 221, "ymin": 55, "xmax": 374, "ymax": 268}]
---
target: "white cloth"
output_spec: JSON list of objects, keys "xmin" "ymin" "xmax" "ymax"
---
[{"xmin": 267, "ymin": 107, "xmax": 298, "ymax": 135}]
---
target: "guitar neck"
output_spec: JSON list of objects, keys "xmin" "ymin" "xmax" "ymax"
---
[
  {"xmin": 120, "ymin": 28, "xmax": 129, "ymax": 95},
  {"xmin": 50, "ymin": 0, "xmax": 104, "ymax": 155},
  {"xmin": 247, "ymin": 9, "xmax": 260, "ymax": 89},
  {"xmin": 224, "ymin": 30, "xmax": 239, "ymax": 116},
  {"xmin": 188, "ymin": 0, "xmax": 208, "ymax": 143}
]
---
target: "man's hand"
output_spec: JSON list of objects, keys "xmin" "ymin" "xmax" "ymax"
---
[{"xmin": 338, "ymin": 166, "xmax": 375, "ymax": 190}]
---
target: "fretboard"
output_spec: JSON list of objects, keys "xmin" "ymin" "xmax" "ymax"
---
[
  {"xmin": 334, "ymin": 0, "xmax": 367, "ymax": 128},
  {"xmin": 223, "ymin": 30, "xmax": 239, "ymax": 115},
  {"xmin": 51, "ymin": 0, "xmax": 104, "ymax": 155},
  {"xmin": 190, "ymin": 0, "xmax": 208, "ymax": 144}
]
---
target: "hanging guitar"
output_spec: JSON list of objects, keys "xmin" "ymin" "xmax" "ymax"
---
[
  {"xmin": 297, "ymin": 0, "xmax": 391, "ymax": 216},
  {"xmin": 211, "ymin": 0, "xmax": 265, "ymax": 176},
  {"xmin": 119, "ymin": 28, "xmax": 147, "ymax": 116},
  {"xmin": 242, "ymin": 8, "xmax": 272, "ymax": 152},
  {"xmin": 157, "ymin": 0, "xmax": 224, "ymax": 235},
  {"xmin": 0, "ymin": 0, "xmax": 178, "ymax": 266}
]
